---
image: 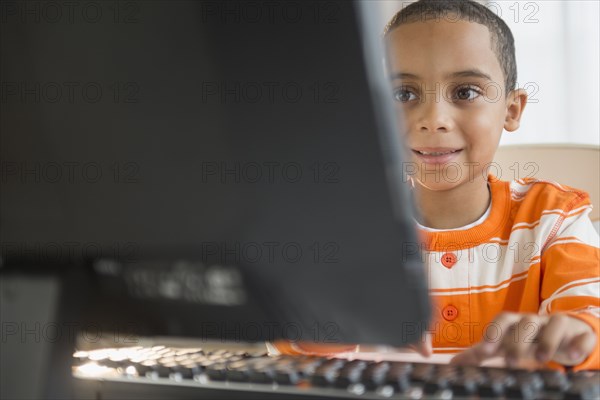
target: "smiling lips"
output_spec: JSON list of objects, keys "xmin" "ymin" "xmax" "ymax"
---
[{"xmin": 412, "ymin": 147, "xmax": 463, "ymax": 164}]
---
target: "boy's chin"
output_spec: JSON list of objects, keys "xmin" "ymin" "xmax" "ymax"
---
[
  {"xmin": 406, "ymin": 161, "xmax": 490, "ymax": 192},
  {"xmin": 410, "ymin": 175, "xmax": 468, "ymax": 192}
]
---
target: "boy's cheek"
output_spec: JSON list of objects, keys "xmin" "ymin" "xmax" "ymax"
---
[
  {"xmin": 395, "ymin": 116, "xmax": 411, "ymax": 137},
  {"xmin": 483, "ymin": 84, "xmax": 505, "ymax": 103}
]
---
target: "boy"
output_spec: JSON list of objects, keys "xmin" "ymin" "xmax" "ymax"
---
[{"xmin": 276, "ymin": 0, "xmax": 600, "ymax": 371}]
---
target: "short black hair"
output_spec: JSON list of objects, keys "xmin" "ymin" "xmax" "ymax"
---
[{"xmin": 384, "ymin": 0, "xmax": 517, "ymax": 94}]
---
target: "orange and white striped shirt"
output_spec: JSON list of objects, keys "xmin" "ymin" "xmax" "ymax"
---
[
  {"xmin": 275, "ymin": 175, "xmax": 600, "ymax": 371},
  {"xmin": 420, "ymin": 175, "xmax": 600, "ymax": 371}
]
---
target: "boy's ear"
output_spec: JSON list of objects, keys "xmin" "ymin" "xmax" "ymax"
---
[{"xmin": 504, "ymin": 89, "xmax": 528, "ymax": 132}]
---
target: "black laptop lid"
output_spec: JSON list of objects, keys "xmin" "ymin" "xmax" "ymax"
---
[{"xmin": 1, "ymin": 1, "xmax": 430, "ymax": 346}]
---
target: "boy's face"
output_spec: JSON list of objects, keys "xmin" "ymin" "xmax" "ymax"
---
[{"xmin": 386, "ymin": 19, "xmax": 525, "ymax": 190}]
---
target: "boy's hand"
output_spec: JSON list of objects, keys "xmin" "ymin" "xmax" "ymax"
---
[
  {"xmin": 450, "ymin": 312, "xmax": 597, "ymax": 368},
  {"xmin": 408, "ymin": 330, "xmax": 433, "ymax": 357}
]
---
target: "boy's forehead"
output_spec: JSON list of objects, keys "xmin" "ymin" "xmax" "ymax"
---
[{"xmin": 386, "ymin": 19, "xmax": 503, "ymax": 82}]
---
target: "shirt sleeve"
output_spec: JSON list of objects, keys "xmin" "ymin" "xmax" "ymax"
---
[{"xmin": 538, "ymin": 194, "xmax": 600, "ymax": 371}]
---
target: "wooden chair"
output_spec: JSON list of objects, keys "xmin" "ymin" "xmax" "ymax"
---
[{"xmin": 494, "ymin": 144, "xmax": 600, "ymax": 230}]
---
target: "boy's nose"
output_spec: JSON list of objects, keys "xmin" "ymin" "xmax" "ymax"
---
[{"xmin": 416, "ymin": 98, "xmax": 454, "ymax": 133}]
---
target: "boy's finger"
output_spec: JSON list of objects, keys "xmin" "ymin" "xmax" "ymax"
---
[
  {"xmin": 420, "ymin": 331, "xmax": 432, "ymax": 357},
  {"xmin": 452, "ymin": 313, "xmax": 522, "ymax": 366},
  {"xmin": 408, "ymin": 331, "xmax": 432, "ymax": 357},
  {"xmin": 481, "ymin": 312, "xmax": 521, "ymax": 354},
  {"xmin": 450, "ymin": 342, "xmax": 488, "ymax": 366},
  {"xmin": 535, "ymin": 314, "xmax": 568, "ymax": 363},
  {"xmin": 564, "ymin": 331, "xmax": 597, "ymax": 365},
  {"xmin": 503, "ymin": 315, "xmax": 540, "ymax": 367},
  {"xmin": 548, "ymin": 316, "xmax": 597, "ymax": 365}
]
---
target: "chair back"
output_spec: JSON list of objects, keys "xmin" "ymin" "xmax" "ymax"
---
[{"xmin": 494, "ymin": 144, "xmax": 600, "ymax": 224}]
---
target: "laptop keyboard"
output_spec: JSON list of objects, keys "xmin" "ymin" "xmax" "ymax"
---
[{"xmin": 72, "ymin": 345, "xmax": 600, "ymax": 399}]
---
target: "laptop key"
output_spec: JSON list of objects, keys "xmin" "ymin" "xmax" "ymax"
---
[
  {"xmin": 362, "ymin": 362, "xmax": 389, "ymax": 390},
  {"xmin": 205, "ymin": 363, "xmax": 227, "ymax": 381},
  {"xmin": 451, "ymin": 366, "xmax": 486, "ymax": 396},
  {"xmin": 564, "ymin": 371, "xmax": 600, "ymax": 400},
  {"xmin": 478, "ymin": 369, "xmax": 516, "ymax": 398},
  {"xmin": 540, "ymin": 370, "xmax": 570, "ymax": 393},
  {"xmin": 384, "ymin": 362, "xmax": 412, "ymax": 393},
  {"xmin": 310, "ymin": 359, "xmax": 345, "ymax": 387},
  {"xmin": 334, "ymin": 360, "xmax": 367, "ymax": 388},
  {"xmin": 423, "ymin": 365, "xmax": 457, "ymax": 394},
  {"xmin": 226, "ymin": 360, "xmax": 252, "ymax": 382}
]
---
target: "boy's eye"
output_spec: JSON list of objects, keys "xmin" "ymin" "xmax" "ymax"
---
[
  {"xmin": 393, "ymin": 88, "xmax": 417, "ymax": 103},
  {"xmin": 453, "ymin": 86, "xmax": 482, "ymax": 101}
]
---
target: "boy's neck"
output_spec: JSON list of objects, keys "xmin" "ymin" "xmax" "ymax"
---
[{"xmin": 412, "ymin": 177, "xmax": 491, "ymax": 230}]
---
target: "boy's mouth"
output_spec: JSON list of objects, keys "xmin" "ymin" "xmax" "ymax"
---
[
  {"xmin": 412, "ymin": 147, "xmax": 462, "ymax": 156},
  {"xmin": 411, "ymin": 147, "xmax": 463, "ymax": 164}
]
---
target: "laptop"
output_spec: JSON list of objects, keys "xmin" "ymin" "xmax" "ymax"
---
[
  {"xmin": 1, "ymin": 1, "xmax": 431, "ymax": 398},
  {"xmin": 6, "ymin": 2, "xmax": 597, "ymax": 399}
]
